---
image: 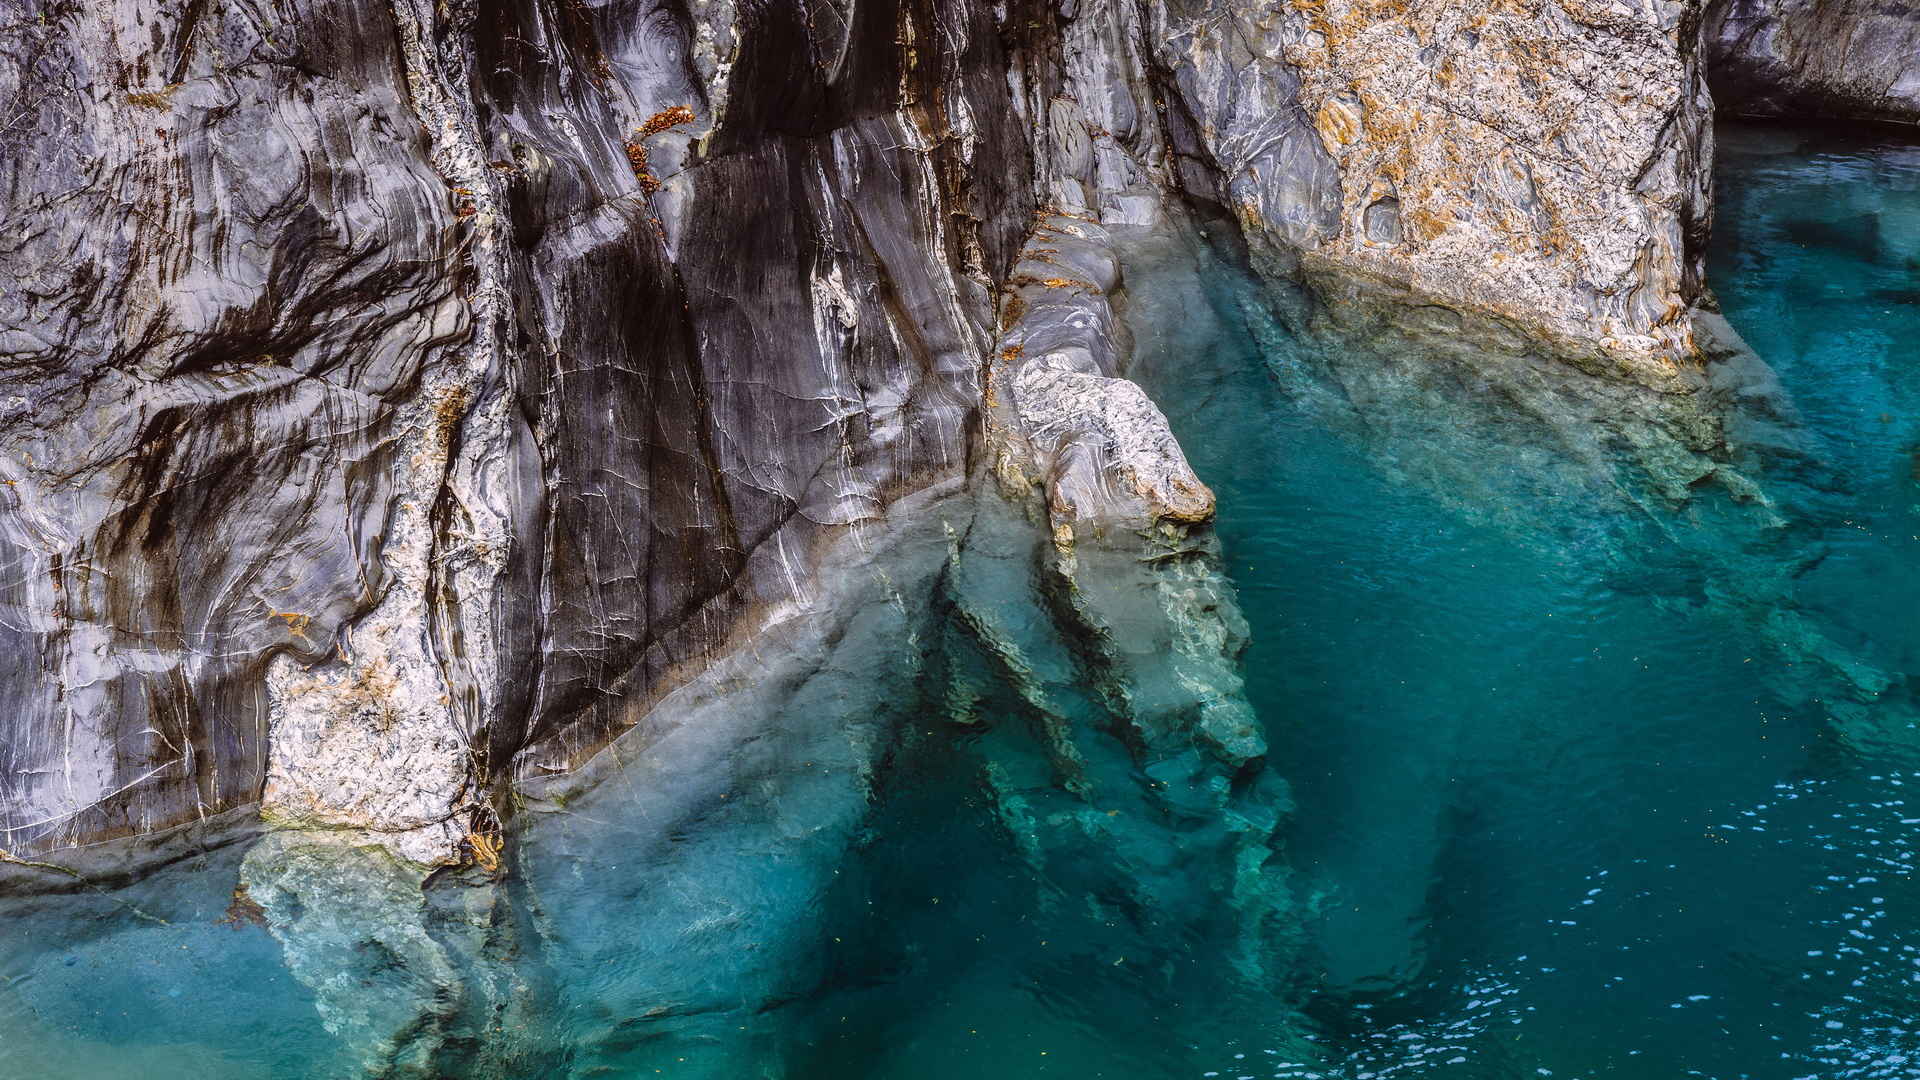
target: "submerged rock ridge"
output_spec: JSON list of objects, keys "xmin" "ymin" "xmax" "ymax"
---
[
  {"xmin": 0, "ymin": 0, "xmax": 1775, "ymax": 867},
  {"xmin": 1706, "ymin": 0, "xmax": 1920, "ymax": 126}
]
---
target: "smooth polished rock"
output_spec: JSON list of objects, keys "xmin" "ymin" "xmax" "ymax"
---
[
  {"xmin": 1707, "ymin": 0, "xmax": 1920, "ymax": 126},
  {"xmin": 991, "ymin": 212, "xmax": 1216, "ymax": 531}
]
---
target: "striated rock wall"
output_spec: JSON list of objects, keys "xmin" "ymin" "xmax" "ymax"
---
[
  {"xmin": 2, "ymin": 0, "xmax": 1758, "ymax": 863},
  {"xmin": 0, "ymin": 0, "xmax": 1047, "ymax": 859},
  {"xmin": 1706, "ymin": 0, "xmax": 1920, "ymax": 127}
]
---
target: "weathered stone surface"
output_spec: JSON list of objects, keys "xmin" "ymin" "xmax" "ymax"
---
[
  {"xmin": 2, "ymin": 0, "xmax": 1768, "ymax": 866},
  {"xmin": 0, "ymin": 0, "xmax": 1045, "ymax": 860},
  {"xmin": 1, "ymin": 0, "xmax": 471, "ymax": 858},
  {"xmin": 1145, "ymin": 0, "xmax": 1717, "ymax": 371},
  {"xmin": 1706, "ymin": 0, "xmax": 1920, "ymax": 126},
  {"xmin": 990, "ymin": 212, "xmax": 1216, "ymax": 531}
]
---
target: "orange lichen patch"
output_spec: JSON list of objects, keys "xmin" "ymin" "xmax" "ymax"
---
[
  {"xmin": 625, "ymin": 105, "xmax": 698, "ymax": 195},
  {"xmin": 125, "ymin": 84, "xmax": 182, "ymax": 109},
  {"xmin": 1315, "ymin": 98, "xmax": 1363, "ymax": 149},
  {"xmin": 1000, "ymin": 294, "xmax": 1028, "ymax": 331},
  {"xmin": 1006, "ymin": 274, "xmax": 1103, "ymax": 294},
  {"xmin": 466, "ymin": 831, "xmax": 502, "ymax": 874},
  {"xmin": 624, "ymin": 140, "xmax": 657, "ymax": 193},
  {"xmin": 1405, "ymin": 204, "xmax": 1453, "ymax": 243},
  {"xmin": 1005, "ymin": 273, "xmax": 1103, "ymax": 294},
  {"xmin": 637, "ymin": 104, "xmax": 697, "ymax": 138},
  {"xmin": 999, "ymin": 343, "xmax": 1025, "ymax": 364},
  {"xmin": 1357, "ymin": 90, "xmax": 1416, "ymax": 146},
  {"xmin": 271, "ymin": 611, "xmax": 311, "ymax": 639}
]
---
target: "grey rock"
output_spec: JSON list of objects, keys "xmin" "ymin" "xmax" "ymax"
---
[
  {"xmin": 0, "ymin": 0, "xmax": 1038, "ymax": 860},
  {"xmin": 991, "ymin": 212, "xmax": 1216, "ymax": 531},
  {"xmin": 1144, "ymin": 0, "xmax": 1719, "ymax": 370},
  {"xmin": 0, "ymin": 0, "xmax": 1769, "ymax": 867},
  {"xmin": 1707, "ymin": 0, "xmax": 1920, "ymax": 126}
]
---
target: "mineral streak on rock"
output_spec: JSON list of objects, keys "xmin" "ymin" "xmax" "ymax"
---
[{"xmin": 1706, "ymin": 0, "xmax": 1920, "ymax": 126}]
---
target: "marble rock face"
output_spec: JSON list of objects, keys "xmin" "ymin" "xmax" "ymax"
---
[
  {"xmin": 0, "ymin": 0, "xmax": 1034, "ymax": 860},
  {"xmin": 1707, "ymin": 0, "xmax": 1920, "ymax": 126},
  {"xmin": 0, "ymin": 0, "xmax": 1784, "ymax": 863},
  {"xmin": 1146, "ymin": 0, "xmax": 1717, "ymax": 373},
  {"xmin": 990, "ymin": 212, "xmax": 1216, "ymax": 533}
]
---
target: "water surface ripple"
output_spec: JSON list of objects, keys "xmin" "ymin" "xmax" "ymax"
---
[{"xmin": 1129, "ymin": 121, "xmax": 1920, "ymax": 1080}]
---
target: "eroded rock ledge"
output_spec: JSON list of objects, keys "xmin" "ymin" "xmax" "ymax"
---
[{"xmin": 989, "ymin": 211, "xmax": 1215, "ymax": 535}]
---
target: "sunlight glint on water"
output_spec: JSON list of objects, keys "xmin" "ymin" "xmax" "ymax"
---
[{"xmin": 1127, "ymin": 121, "xmax": 1920, "ymax": 1080}]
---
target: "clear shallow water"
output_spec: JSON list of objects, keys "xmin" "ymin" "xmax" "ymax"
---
[
  {"xmin": 2, "ymin": 124, "xmax": 1916, "ymax": 1079},
  {"xmin": 1127, "ymin": 121, "xmax": 1920, "ymax": 1078}
]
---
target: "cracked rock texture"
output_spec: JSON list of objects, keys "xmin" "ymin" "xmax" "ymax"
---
[
  {"xmin": 0, "ymin": 0, "xmax": 1038, "ymax": 859},
  {"xmin": 1706, "ymin": 0, "xmax": 1920, "ymax": 126},
  {"xmin": 0, "ymin": 0, "xmax": 1778, "ymax": 862},
  {"xmin": 1144, "ymin": 0, "xmax": 1717, "ymax": 371}
]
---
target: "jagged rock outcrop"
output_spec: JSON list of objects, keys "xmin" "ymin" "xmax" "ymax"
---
[{"xmin": 1707, "ymin": 0, "xmax": 1920, "ymax": 126}]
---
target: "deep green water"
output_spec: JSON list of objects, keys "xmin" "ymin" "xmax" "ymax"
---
[{"xmin": 1, "ymin": 123, "xmax": 1916, "ymax": 1079}]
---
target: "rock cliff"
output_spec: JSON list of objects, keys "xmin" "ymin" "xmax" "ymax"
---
[
  {"xmin": 1146, "ymin": 0, "xmax": 1717, "ymax": 372},
  {"xmin": 2, "ymin": 0, "xmax": 1040, "ymax": 860},
  {"xmin": 1707, "ymin": 0, "xmax": 1920, "ymax": 126},
  {"xmin": 0, "ymin": 0, "xmax": 1810, "ymax": 867}
]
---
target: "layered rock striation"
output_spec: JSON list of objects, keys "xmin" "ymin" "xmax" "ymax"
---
[
  {"xmin": 1147, "ymin": 0, "xmax": 1719, "ymax": 372},
  {"xmin": 0, "ymin": 0, "xmax": 1038, "ymax": 860},
  {"xmin": 0, "ymin": 0, "xmax": 1809, "ymax": 866}
]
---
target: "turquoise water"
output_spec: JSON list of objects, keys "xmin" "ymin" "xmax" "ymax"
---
[
  {"xmin": 2, "ymin": 123, "xmax": 1916, "ymax": 1079},
  {"xmin": 1126, "ymin": 121, "xmax": 1920, "ymax": 1078}
]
